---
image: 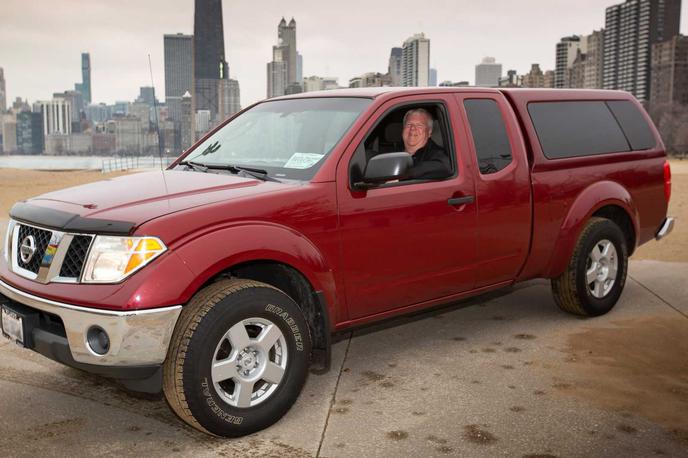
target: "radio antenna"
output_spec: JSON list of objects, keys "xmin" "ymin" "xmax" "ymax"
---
[{"xmin": 148, "ymin": 54, "xmax": 164, "ymax": 170}]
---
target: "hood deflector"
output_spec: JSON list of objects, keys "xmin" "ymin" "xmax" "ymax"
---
[{"xmin": 9, "ymin": 202, "xmax": 135, "ymax": 235}]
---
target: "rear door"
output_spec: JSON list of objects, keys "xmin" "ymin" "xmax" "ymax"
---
[
  {"xmin": 454, "ymin": 93, "xmax": 532, "ymax": 287},
  {"xmin": 336, "ymin": 94, "xmax": 478, "ymax": 319}
]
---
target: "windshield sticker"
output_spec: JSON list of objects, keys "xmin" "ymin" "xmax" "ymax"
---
[{"xmin": 283, "ymin": 152, "xmax": 323, "ymax": 169}]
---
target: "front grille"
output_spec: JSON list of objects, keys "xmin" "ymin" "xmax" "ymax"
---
[
  {"xmin": 59, "ymin": 235, "xmax": 93, "ymax": 279},
  {"xmin": 16, "ymin": 225, "xmax": 52, "ymax": 274}
]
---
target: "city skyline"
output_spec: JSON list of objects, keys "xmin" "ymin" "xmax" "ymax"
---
[{"xmin": 2, "ymin": 0, "xmax": 686, "ymax": 107}]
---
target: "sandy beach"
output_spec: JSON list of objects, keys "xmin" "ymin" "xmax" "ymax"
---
[{"xmin": 0, "ymin": 162, "xmax": 685, "ymax": 261}]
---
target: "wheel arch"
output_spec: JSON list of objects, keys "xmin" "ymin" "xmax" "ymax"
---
[
  {"xmin": 172, "ymin": 224, "xmax": 337, "ymax": 372},
  {"xmin": 545, "ymin": 180, "xmax": 639, "ymax": 278}
]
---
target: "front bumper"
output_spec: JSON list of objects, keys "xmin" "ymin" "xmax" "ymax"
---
[{"xmin": 0, "ymin": 278, "xmax": 181, "ymax": 367}]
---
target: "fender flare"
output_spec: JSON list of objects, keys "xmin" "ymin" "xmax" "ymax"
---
[
  {"xmin": 545, "ymin": 180, "xmax": 639, "ymax": 278},
  {"xmin": 171, "ymin": 222, "xmax": 338, "ymax": 315}
]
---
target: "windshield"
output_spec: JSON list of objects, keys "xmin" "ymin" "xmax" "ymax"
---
[{"xmin": 178, "ymin": 97, "xmax": 372, "ymax": 180}]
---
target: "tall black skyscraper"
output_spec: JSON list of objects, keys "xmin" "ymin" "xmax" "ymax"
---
[{"xmin": 194, "ymin": 0, "xmax": 228, "ymax": 120}]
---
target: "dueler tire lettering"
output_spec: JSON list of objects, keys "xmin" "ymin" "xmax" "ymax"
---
[{"xmin": 163, "ymin": 278, "xmax": 311, "ymax": 437}]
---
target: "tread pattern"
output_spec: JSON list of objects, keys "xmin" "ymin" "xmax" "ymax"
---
[
  {"xmin": 163, "ymin": 278, "xmax": 279, "ymax": 435},
  {"xmin": 552, "ymin": 217, "xmax": 608, "ymax": 316}
]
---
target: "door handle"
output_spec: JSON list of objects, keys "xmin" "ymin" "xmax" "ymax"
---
[{"xmin": 447, "ymin": 196, "xmax": 475, "ymax": 206}]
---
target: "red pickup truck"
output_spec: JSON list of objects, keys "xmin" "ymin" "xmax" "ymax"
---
[{"xmin": 0, "ymin": 87, "xmax": 674, "ymax": 437}]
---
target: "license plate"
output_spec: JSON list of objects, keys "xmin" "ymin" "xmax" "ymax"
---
[{"xmin": 1, "ymin": 306, "xmax": 24, "ymax": 345}]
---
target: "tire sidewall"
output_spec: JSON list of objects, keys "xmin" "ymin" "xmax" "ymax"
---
[
  {"xmin": 182, "ymin": 286, "xmax": 311, "ymax": 437},
  {"xmin": 574, "ymin": 220, "xmax": 628, "ymax": 316}
]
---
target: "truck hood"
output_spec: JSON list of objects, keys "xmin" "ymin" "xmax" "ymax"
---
[{"xmin": 13, "ymin": 170, "xmax": 285, "ymax": 232}]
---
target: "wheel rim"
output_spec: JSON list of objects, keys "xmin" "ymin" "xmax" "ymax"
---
[
  {"xmin": 211, "ymin": 317, "xmax": 288, "ymax": 408},
  {"xmin": 586, "ymin": 239, "xmax": 619, "ymax": 299}
]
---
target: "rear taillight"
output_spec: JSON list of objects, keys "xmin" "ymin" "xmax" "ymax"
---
[{"xmin": 664, "ymin": 160, "xmax": 672, "ymax": 203}]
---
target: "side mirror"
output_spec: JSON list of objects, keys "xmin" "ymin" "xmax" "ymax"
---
[{"xmin": 354, "ymin": 152, "xmax": 413, "ymax": 189}]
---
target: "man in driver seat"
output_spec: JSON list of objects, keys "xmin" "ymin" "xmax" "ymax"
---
[{"xmin": 402, "ymin": 108, "xmax": 451, "ymax": 180}]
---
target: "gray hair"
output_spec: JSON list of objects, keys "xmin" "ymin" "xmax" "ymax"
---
[{"xmin": 403, "ymin": 108, "xmax": 433, "ymax": 131}]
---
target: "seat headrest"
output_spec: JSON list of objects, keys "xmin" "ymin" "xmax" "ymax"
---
[{"xmin": 384, "ymin": 123, "xmax": 403, "ymax": 143}]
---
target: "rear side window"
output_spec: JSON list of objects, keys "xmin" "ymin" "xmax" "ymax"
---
[
  {"xmin": 528, "ymin": 101, "xmax": 630, "ymax": 159},
  {"xmin": 464, "ymin": 99, "xmax": 513, "ymax": 174},
  {"xmin": 606, "ymin": 101, "xmax": 656, "ymax": 150}
]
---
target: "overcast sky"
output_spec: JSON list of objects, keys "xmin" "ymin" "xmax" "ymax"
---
[{"xmin": 1, "ymin": 0, "xmax": 686, "ymax": 108}]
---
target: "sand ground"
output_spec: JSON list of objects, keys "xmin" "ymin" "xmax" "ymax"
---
[{"xmin": 0, "ymin": 162, "xmax": 684, "ymax": 261}]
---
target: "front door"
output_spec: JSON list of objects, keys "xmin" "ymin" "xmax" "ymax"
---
[{"xmin": 336, "ymin": 94, "xmax": 478, "ymax": 320}]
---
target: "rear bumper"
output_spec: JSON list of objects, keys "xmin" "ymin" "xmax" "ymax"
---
[
  {"xmin": 0, "ymin": 278, "xmax": 181, "ymax": 367},
  {"xmin": 655, "ymin": 217, "xmax": 675, "ymax": 241}
]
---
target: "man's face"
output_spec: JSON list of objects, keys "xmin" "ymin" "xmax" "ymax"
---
[{"xmin": 402, "ymin": 112, "xmax": 432, "ymax": 154}]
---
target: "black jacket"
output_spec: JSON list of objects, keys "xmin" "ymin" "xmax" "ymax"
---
[{"xmin": 407, "ymin": 139, "xmax": 452, "ymax": 180}]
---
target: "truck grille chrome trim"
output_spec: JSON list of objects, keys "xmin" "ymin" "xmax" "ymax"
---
[
  {"xmin": 0, "ymin": 278, "xmax": 182, "ymax": 366},
  {"xmin": 8, "ymin": 220, "xmax": 93, "ymax": 284}
]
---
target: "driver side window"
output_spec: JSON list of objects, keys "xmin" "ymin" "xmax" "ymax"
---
[{"xmin": 349, "ymin": 103, "xmax": 455, "ymax": 186}]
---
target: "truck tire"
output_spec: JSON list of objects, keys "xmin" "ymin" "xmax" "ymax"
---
[
  {"xmin": 551, "ymin": 217, "xmax": 628, "ymax": 317},
  {"xmin": 163, "ymin": 278, "xmax": 311, "ymax": 437}
]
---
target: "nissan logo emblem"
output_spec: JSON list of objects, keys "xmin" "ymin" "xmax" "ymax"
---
[{"xmin": 20, "ymin": 235, "xmax": 37, "ymax": 264}]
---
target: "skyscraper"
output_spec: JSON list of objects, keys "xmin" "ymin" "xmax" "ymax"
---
[
  {"xmin": 218, "ymin": 78, "xmax": 241, "ymax": 121},
  {"xmin": 401, "ymin": 33, "xmax": 430, "ymax": 87},
  {"xmin": 388, "ymin": 48, "xmax": 402, "ymax": 86},
  {"xmin": 74, "ymin": 53, "xmax": 92, "ymax": 104},
  {"xmin": 650, "ymin": 35, "xmax": 688, "ymax": 107},
  {"xmin": 194, "ymin": 0, "xmax": 228, "ymax": 119},
  {"xmin": 164, "ymin": 33, "xmax": 194, "ymax": 151},
  {"xmin": 603, "ymin": 0, "xmax": 682, "ymax": 102},
  {"xmin": 475, "ymin": 57, "xmax": 502, "ymax": 87},
  {"xmin": 181, "ymin": 91, "xmax": 194, "ymax": 150},
  {"xmin": 267, "ymin": 18, "xmax": 300, "ymax": 98},
  {"xmin": 16, "ymin": 112, "xmax": 44, "ymax": 154},
  {"xmin": 35, "ymin": 99, "xmax": 73, "ymax": 136},
  {"xmin": 0, "ymin": 67, "xmax": 6, "ymax": 113},
  {"xmin": 555, "ymin": 36, "xmax": 581, "ymax": 88}
]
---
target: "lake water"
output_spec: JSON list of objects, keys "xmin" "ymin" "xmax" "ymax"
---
[{"xmin": 0, "ymin": 155, "xmax": 177, "ymax": 171}]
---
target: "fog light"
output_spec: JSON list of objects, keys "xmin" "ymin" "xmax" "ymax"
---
[{"xmin": 87, "ymin": 326, "xmax": 110, "ymax": 355}]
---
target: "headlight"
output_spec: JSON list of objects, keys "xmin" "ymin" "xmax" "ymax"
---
[{"xmin": 82, "ymin": 236, "xmax": 166, "ymax": 283}]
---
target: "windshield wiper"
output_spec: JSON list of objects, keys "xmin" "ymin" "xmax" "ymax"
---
[
  {"xmin": 179, "ymin": 160, "xmax": 209, "ymax": 173},
  {"xmin": 179, "ymin": 160, "xmax": 280, "ymax": 182},
  {"xmin": 229, "ymin": 165, "xmax": 282, "ymax": 183}
]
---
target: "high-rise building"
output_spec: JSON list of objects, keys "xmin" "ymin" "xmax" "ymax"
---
[
  {"xmin": 583, "ymin": 30, "xmax": 605, "ymax": 89},
  {"xmin": 194, "ymin": 0, "xmax": 228, "ymax": 119},
  {"xmin": 267, "ymin": 18, "xmax": 300, "ymax": 98},
  {"xmin": 218, "ymin": 78, "xmax": 241, "ymax": 121},
  {"xmin": 555, "ymin": 36, "xmax": 582, "ymax": 88},
  {"xmin": 544, "ymin": 70, "xmax": 555, "ymax": 88},
  {"xmin": 181, "ymin": 91, "xmax": 194, "ymax": 151},
  {"xmin": 522, "ymin": 64, "xmax": 546, "ymax": 87},
  {"xmin": 603, "ymin": 0, "xmax": 682, "ymax": 102},
  {"xmin": 74, "ymin": 53, "xmax": 92, "ymax": 105},
  {"xmin": 137, "ymin": 87, "xmax": 157, "ymax": 106},
  {"xmin": 401, "ymin": 33, "xmax": 430, "ymax": 87},
  {"xmin": 475, "ymin": 57, "xmax": 502, "ymax": 87},
  {"xmin": 16, "ymin": 112, "xmax": 45, "ymax": 155},
  {"xmin": 34, "ymin": 99, "xmax": 72, "ymax": 136},
  {"xmin": 650, "ymin": 35, "xmax": 688, "ymax": 107},
  {"xmin": 1, "ymin": 114, "xmax": 17, "ymax": 153},
  {"xmin": 53, "ymin": 90, "xmax": 84, "ymax": 132},
  {"xmin": 267, "ymin": 61, "xmax": 288, "ymax": 98},
  {"xmin": 388, "ymin": 48, "xmax": 402, "ymax": 86},
  {"xmin": 429, "ymin": 68, "xmax": 438, "ymax": 86},
  {"xmin": 164, "ymin": 33, "xmax": 194, "ymax": 124},
  {"xmin": 0, "ymin": 67, "xmax": 6, "ymax": 113}
]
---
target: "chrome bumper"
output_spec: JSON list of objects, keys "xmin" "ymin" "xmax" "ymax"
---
[
  {"xmin": 0, "ymin": 279, "xmax": 181, "ymax": 366},
  {"xmin": 655, "ymin": 217, "xmax": 675, "ymax": 241}
]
